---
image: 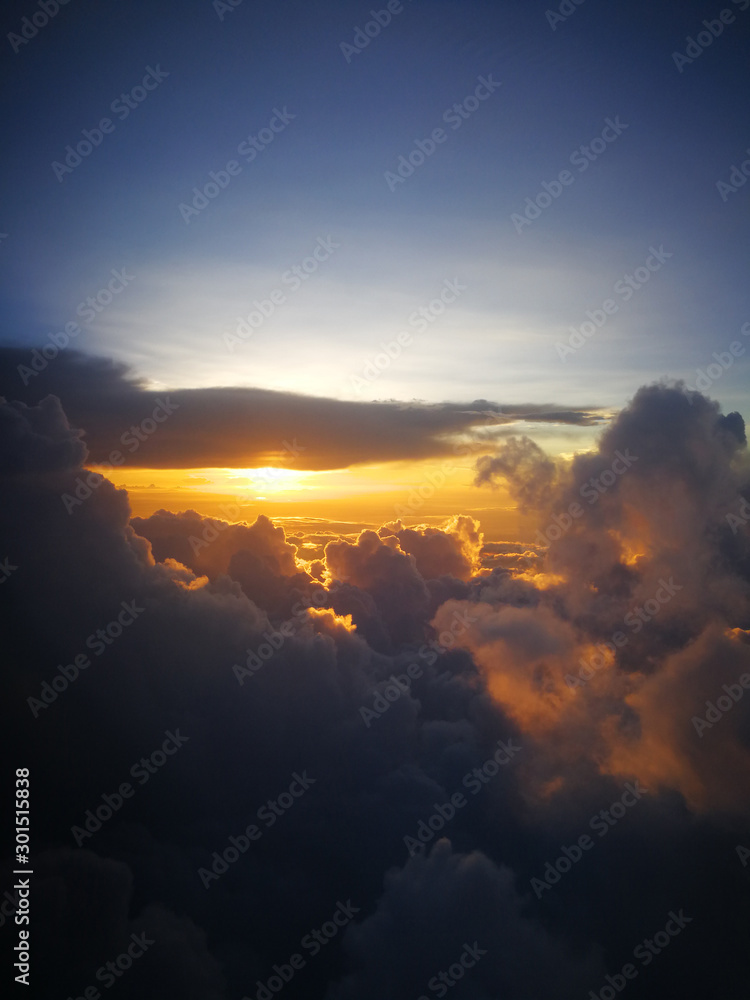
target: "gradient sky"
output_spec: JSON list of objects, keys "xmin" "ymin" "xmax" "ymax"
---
[
  {"xmin": 2, "ymin": 0, "xmax": 749, "ymax": 422},
  {"xmin": 4, "ymin": 5, "xmax": 750, "ymax": 998}
]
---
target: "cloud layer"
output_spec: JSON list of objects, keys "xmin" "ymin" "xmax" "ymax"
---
[
  {"xmin": 2, "ymin": 381, "xmax": 749, "ymax": 998},
  {"xmin": 0, "ymin": 347, "xmax": 605, "ymax": 469}
]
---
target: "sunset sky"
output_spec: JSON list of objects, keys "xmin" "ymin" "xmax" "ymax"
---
[
  {"xmin": 3, "ymin": 0, "xmax": 749, "ymax": 532},
  {"xmin": 2, "ymin": 1, "xmax": 750, "ymax": 998}
]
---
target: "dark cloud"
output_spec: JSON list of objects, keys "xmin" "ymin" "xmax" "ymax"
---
[
  {"xmin": 474, "ymin": 435, "xmax": 557, "ymax": 510},
  {"xmin": 0, "ymin": 394, "xmax": 87, "ymax": 474},
  {"xmin": 28, "ymin": 849, "xmax": 226, "ymax": 999},
  {"xmin": 323, "ymin": 529, "xmax": 432, "ymax": 646},
  {"xmin": 0, "ymin": 348, "xmax": 606, "ymax": 470},
  {"xmin": 131, "ymin": 509, "xmax": 312, "ymax": 619},
  {"xmin": 377, "ymin": 515, "xmax": 483, "ymax": 581},
  {"xmin": 462, "ymin": 383, "xmax": 750, "ymax": 811},
  {"xmin": 327, "ymin": 840, "xmax": 601, "ymax": 1000},
  {"xmin": 3, "ymin": 382, "xmax": 750, "ymax": 999}
]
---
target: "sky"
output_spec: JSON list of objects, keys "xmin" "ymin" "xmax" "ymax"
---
[
  {"xmin": 3, "ymin": 0, "xmax": 749, "ymax": 406},
  {"xmin": 2, "ymin": 1, "xmax": 750, "ymax": 998},
  {"xmin": 2, "ymin": 0, "xmax": 749, "ymax": 524}
]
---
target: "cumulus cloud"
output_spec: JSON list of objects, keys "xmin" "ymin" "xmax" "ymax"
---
[
  {"xmin": 3, "ymin": 381, "xmax": 750, "ymax": 998},
  {"xmin": 0, "ymin": 394, "xmax": 87, "ymax": 473},
  {"xmin": 323, "ymin": 529, "xmax": 431, "ymax": 646},
  {"xmin": 474, "ymin": 435, "xmax": 557, "ymax": 510},
  {"xmin": 459, "ymin": 383, "xmax": 750, "ymax": 811},
  {"xmin": 377, "ymin": 515, "xmax": 483, "ymax": 581},
  {"xmin": 131, "ymin": 509, "xmax": 312, "ymax": 618},
  {"xmin": 29, "ymin": 849, "xmax": 226, "ymax": 999},
  {"xmin": 327, "ymin": 840, "xmax": 602, "ymax": 1000}
]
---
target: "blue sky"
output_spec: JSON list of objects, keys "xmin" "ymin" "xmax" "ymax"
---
[{"xmin": 2, "ymin": 0, "xmax": 749, "ymax": 429}]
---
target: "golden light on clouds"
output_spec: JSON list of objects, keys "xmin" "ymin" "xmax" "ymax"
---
[
  {"xmin": 306, "ymin": 606, "xmax": 357, "ymax": 634},
  {"xmin": 89, "ymin": 458, "xmax": 525, "ymax": 541}
]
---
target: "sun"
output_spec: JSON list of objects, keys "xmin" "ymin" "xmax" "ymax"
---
[{"xmin": 229, "ymin": 467, "xmax": 317, "ymax": 495}]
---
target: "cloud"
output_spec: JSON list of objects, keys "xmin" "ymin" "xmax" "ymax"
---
[
  {"xmin": 3, "ymin": 382, "xmax": 750, "ymax": 997},
  {"xmin": 130, "ymin": 509, "xmax": 312, "ymax": 618},
  {"xmin": 377, "ymin": 515, "xmax": 483, "ymax": 581},
  {"xmin": 326, "ymin": 839, "xmax": 602, "ymax": 1000},
  {"xmin": 323, "ymin": 528, "xmax": 431, "ymax": 647},
  {"xmin": 479, "ymin": 540, "xmax": 544, "ymax": 574},
  {"xmin": 28, "ymin": 849, "xmax": 226, "ymax": 999},
  {"xmin": 474, "ymin": 434, "xmax": 557, "ymax": 510},
  {"xmin": 456, "ymin": 382, "xmax": 750, "ymax": 810},
  {"xmin": 0, "ymin": 348, "xmax": 606, "ymax": 470},
  {"xmin": 0, "ymin": 394, "xmax": 87, "ymax": 473}
]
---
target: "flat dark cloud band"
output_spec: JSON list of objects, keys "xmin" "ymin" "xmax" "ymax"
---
[{"xmin": 0, "ymin": 348, "xmax": 605, "ymax": 469}]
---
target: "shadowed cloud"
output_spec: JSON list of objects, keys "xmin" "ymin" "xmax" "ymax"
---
[{"xmin": 0, "ymin": 348, "xmax": 605, "ymax": 470}]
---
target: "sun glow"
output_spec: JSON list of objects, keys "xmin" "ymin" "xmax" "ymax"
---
[
  {"xmin": 87, "ymin": 459, "xmax": 524, "ymax": 541},
  {"xmin": 230, "ymin": 467, "xmax": 319, "ymax": 495}
]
